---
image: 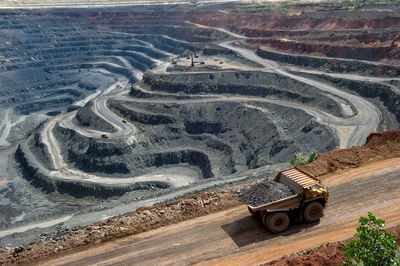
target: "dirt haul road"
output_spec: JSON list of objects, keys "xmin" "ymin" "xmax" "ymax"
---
[{"xmin": 42, "ymin": 157, "xmax": 400, "ymax": 266}]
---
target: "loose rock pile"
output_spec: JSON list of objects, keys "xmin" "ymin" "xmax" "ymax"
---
[
  {"xmin": 237, "ymin": 180, "xmax": 295, "ymax": 207},
  {"xmin": 0, "ymin": 189, "xmax": 243, "ymax": 265}
]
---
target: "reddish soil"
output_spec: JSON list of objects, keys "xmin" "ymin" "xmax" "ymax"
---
[
  {"xmin": 1, "ymin": 130, "xmax": 400, "ymax": 265},
  {"xmin": 68, "ymin": 4, "xmax": 400, "ymax": 62},
  {"xmin": 0, "ymin": 178, "xmax": 7, "ymax": 186},
  {"xmin": 191, "ymin": 11, "xmax": 400, "ymax": 32},
  {"xmin": 186, "ymin": 4, "xmax": 400, "ymax": 63},
  {"xmin": 0, "ymin": 177, "xmax": 18, "ymax": 187},
  {"xmin": 365, "ymin": 129, "xmax": 400, "ymax": 147},
  {"xmin": 269, "ymin": 224, "xmax": 400, "ymax": 266},
  {"xmin": 246, "ymin": 39, "xmax": 400, "ymax": 62},
  {"xmin": 298, "ymin": 130, "xmax": 400, "ymax": 178}
]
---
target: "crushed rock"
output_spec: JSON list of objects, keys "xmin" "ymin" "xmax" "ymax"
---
[
  {"xmin": 237, "ymin": 180, "xmax": 295, "ymax": 207},
  {"xmin": 1, "ymin": 131, "xmax": 400, "ymax": 265},
  {"xmin": 0, "ymin": 189, "xmax": 242, "ymax": 265}
]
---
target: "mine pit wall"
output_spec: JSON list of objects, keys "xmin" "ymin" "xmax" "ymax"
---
[
  {"xmin": 108, "ymin": 101, "xmax": 175, "ymax": 125},
  {"xmin": 142, "ymin": 71, "xmax": 350, "ymax": 118},
  {"xmin": 113, "ymin": 25, "xmax": 231, "ymax": 43},
  {"xmin": 28, "ymin": 129, "xmax": 56, "ymax": 171},
  {"xmin": 78, "ymin": 63, "xmax": 138, "ymax": 82},
  {"xmin": 52, "ymin": 123, "xmax": 215, "ymax": 179},
  {"xmin": 109, "ymin": 101, "xmax": 237, "ymax": 175},
  {"xmin": 251, "ymin": 39, "xmax": 400, "ymax": 62},
  {"xmin": 52, "ymin": 124, "xmax": 133, "ymax": 175},
  {"xmin": 202, "ymin": 45, "xmax": 265, "ymax": 68},
  {"xmin": 256, "ymin": 48, "xmax": 400, "ymax": 78},
  {"xmin": 15, "ymin": 144, "xmax": 170, "ymax": 198},
  {"xmin": 0, "ymin": 88, "xmax": 83, "ymax": 112},
  {"xmin": 74, "ymin": 101, "xmax": 117, "ymax": 133},
  {"xmin": 301, "ymin": 73, "xmax": 400, "ymax": 124},
  {"xmin": 134, "ymin": 35, "xmax": 197, "ymax": 55},
  {"xmin": 15, "ymin": 97, "xmax": 75, "ymax": 115},
  {"xmin": 129, "ymin": 85, "xmax": 196, "ymax": 100},
  {"xmin": 111, "ymin": 97, "xmax": 337, "ymax": 171}
]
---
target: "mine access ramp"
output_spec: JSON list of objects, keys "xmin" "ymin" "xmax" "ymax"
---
[{"xmin": 244, "ymin": 167, "xmax": 328, "ymax": 234}]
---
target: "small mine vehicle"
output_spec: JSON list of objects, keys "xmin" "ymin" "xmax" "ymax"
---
[
  {"xmin": 200, "ymin": 61, "xmax": 205, "ymax": 65},
  {"xmin": 102, "ymin": 133, "xmax": 110, "ymax": 138},
  {"xmin": 245, "ymin": 168, "xmax": 328, "ymax": 233},
  {"xmin": 122, "ymin": 119, "xmax": 127, "ymax": 123},
  {"xmin": 171, "ymin": 56, "xmax": 177, "ymax": 65}
]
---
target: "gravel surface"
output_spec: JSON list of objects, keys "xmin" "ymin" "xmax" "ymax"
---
[{"xmin": 237, "ymin": 180, "xmax": 295, "ymax": 207}]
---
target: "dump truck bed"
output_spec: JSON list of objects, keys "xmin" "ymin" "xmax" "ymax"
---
[{"xmin": 248, "ymin": 168, "xmax": 321, "ymax": 212}]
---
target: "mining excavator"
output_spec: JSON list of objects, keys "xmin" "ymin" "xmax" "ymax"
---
[{"xmin": 240, "ymin": 168, "xmax": 328, "ymax": 233}]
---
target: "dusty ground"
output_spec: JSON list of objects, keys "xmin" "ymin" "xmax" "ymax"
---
[
  {"xmin": 36, "ymin": 156, "xmax": 400, "ymax": 265},
  {"xmin": 0, "ymin": 1, "xmax": 400, "ymax": 264},
  {"xmin": 1, "ymin": 135, "xmax": 400, "ymax": 265}
]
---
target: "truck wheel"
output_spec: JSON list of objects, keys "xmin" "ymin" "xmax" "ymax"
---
[
  {"xmin": 267, "ymin": 212, "xmax": 289, "ymax": 233},
  {"xmin": 261, "ymin": 212, "xmax": 268, "ymax": 226},
  {"xmin": 304, "ymin": 201, "xmax": 323, "ymax": 223}
]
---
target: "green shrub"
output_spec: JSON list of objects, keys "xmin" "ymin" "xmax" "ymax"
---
[
  {"xmin": 397, "ymin": 137, "xmax": 400, "ymax": 143},
  {"xmin": 191, "ymin": 193, "xmax": 199, "ymax": 199},
  {"xmin": 289, "ymin": 150, "xmax": 318, "ymax": 167},
  {"xmin": 341, "ymin": 212, "xmax": 400, "ymax": 266},
  {"xmin": 386, "ymin": 140, "xmax": 391, "ymax": 145}
]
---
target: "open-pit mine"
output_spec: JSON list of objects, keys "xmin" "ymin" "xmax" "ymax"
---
[{"xmin": 0, "ymin": 0, "xmax": 399, "ymax": 252}]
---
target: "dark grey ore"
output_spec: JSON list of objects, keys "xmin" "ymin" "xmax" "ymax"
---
[{"xmin": 237, "ymin": 180, "xmax": 295, "ymax": 207}]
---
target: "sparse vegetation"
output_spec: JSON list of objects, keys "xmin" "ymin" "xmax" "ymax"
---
[
  {"xmin": 397, "ymin": 137, "xmax": 400, "ymax": 143},
  {"xmin": 386, "ymin": 140, "xmax": 392, "ymax": 145},
  {"xmin": 341, "ymin": 212, "xmax": 400, "ymax": 266},
  {"xmin": 191, "ymin": 193, "xmax": 199, "ymax": 199},
  {"xmin": 289, "ymin": 150, "xmax": 318, "ymax": 167}
]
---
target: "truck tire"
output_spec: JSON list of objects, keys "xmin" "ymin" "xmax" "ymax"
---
[
  {"xmin": 304, "ymin": 201, "xmax": 323, "ymax": 223},
  {"xmin": 261, "ymin": 212, "xmax": 268, "ymax": 226},
  {"xmin": 266, "ymin": 212, "xmax": 289, "ymax": 233}
]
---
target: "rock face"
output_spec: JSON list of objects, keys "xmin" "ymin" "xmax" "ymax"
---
[
  {"xmin": 237, "ymin": 180, "xmax": 295, "ymax": 207},
  {"xmin": 142, "ymin": 70, "xmax": 350, "ymax": 118},
  {"xmin": 304, "ymin": 73, "xmax": 400, "ymax": 123},
  {"xmin": 16, "ymin": 66, "xmax": 338, "ymax": 198},
  {"xmin": 256, "ymin": 48, "xmax": 400, "ymax": 78},
  {"xmin": 74, "ymin": 101, "xmax": 117, "ymax": 133}
]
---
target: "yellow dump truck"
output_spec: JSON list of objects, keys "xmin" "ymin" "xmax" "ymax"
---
[{"xmin": 246, "ymin": 168, "xmax": 328, "ymax": 233}]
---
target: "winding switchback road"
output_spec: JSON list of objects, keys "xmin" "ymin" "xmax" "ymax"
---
[{"xmin": 220, "ymin": 41, "xmax": 381, "ymax": 148}]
